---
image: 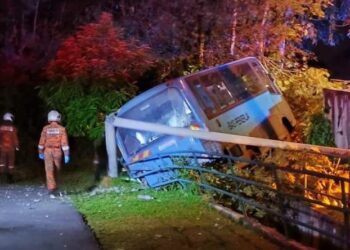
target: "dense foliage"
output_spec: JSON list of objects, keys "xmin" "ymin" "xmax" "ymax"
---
[
  {"xmin": 1, "ymin": 0, "xmax": 350, "ymax": 85},
  {"xmin": 306, "ymin": 112, "xmax": 336, "ymax": 146},
  {"xmin": 46, "ymin": 12, "xmax": 153, "ymax": 86},
  {"xmin": 274, "ymin": 67, "xmax": 344, "ymax": 140},
  {"xmin": 0, "ymin": 0, "xmax": 349, "ymax": 161},
  {"xmin": 39, "ymin": 83, "xmax": 130, "ymax": 140},
  {"xmin": 1, "ymin": 2, "xmax": 349, "ymax": 240},
  {"xmin": 40, "ymin": 12, "xmax": 153, "ymax": 140}
]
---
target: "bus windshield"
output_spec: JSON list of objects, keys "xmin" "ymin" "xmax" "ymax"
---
[{"xmin": 118, "ymin": 88, "xmax": 197, "ymax": 156}]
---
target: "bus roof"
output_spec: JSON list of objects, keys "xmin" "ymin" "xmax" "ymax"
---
[
  {"xmin": 182, "ymin": 56, "xmax": 260, "ymax": 80},
  {"xmin": 117, "ymin": 83, "xmax": 169, "ymax": 116},
  {"xmin": 116, "ymin": 56, "xmax": 260, "ymax": 116}
]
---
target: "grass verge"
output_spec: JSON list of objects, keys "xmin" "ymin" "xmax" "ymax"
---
[{"xmin": 71, "ymin": 178, "xmax": 280, "ymax": 250}]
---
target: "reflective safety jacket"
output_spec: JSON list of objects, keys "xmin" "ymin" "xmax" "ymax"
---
[
  {"xmin": 0, "ymin": 121, "xmax": 19, "ymax": 151},
  {"xmin": 38, "ymin": 122, "xmax": 69, "ymax": 155}
]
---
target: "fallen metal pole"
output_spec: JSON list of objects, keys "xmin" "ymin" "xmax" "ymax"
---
[{"xmin": 113, "ymin": 117, "xmax": 350, "ymax": 158}]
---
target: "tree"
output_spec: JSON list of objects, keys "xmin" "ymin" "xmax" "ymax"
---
[
  {"xmin": 312, "ymin": 0, "xmax": 350, "ymax": 46},
  {"xmin": 0, "ymin": 0, "xmax": 98, "ymax": 85},
  {"xmin": 40, "ymin": 12, "xmax": 154, "ymax": 170},
  {"xmin": 46, "ymin": 12, "xmax": 153, "ymax": 86},
  {"xmin": 276, "ymin": 67, "xmax": 344, "ymax": 141},
  {"xmin": 110, "ymin": 1, "xmax": 341, "ymax": 72}
]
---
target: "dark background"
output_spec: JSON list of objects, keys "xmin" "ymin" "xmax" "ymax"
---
[{"xmin": 315, "ymin": 41, "xmax": 350, "ymax": 80}]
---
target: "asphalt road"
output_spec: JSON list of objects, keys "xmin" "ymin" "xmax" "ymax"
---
[{"xmin": 0, "ymin": 184, "xmax": 99, "ymax": 250}]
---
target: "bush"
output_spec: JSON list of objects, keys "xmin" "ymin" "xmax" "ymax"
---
[{"xmin": 306, "ymin": 112, "xmax": 335, "ymax": 147}]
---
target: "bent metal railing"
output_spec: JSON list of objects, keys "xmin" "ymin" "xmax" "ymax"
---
[
  {"xmin": 121, "ymin": 151, "xmax": 350, "ymax": 249},
  {"xmin": 107, "ymin": 117, "xmax": 350, "ymax": 248}
]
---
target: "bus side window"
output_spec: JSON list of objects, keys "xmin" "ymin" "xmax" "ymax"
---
[
  {"xmin": 251, "ymin": 61, "xmax": 279, "ymax": 94},
  {"xmin": 206, "ymin": 84, "xmax": 226, "ymax": 108},
  {"xmin": 220, "ymin": 66, "xmax": 249, "ymax": 100},
  {"xmin": 236, "ymin": 63, "xmax": 266, "ymax": 95},
  {"xmin": 202, "ymin": 73, "xmax": 233, "ymax": 109},
  {"xmin": 194, "ymin": 82, "xmax": 216, "ymax": 115}
]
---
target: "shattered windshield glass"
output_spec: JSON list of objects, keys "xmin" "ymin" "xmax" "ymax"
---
[{"xmin": 119, "ymin": 88, "xmax": 196, "ymax": 156}]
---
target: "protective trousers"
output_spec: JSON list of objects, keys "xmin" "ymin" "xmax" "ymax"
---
[
  {"xmin": 0, "ymin": 148, "xmax": 15, "ymax": 174},
  {"xmin": 44, "ymin": 148, "xmax": 62, "ymax": 191}
]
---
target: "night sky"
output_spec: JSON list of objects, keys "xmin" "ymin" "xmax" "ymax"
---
[{"xmin": 315, "ymin": 40, "xmax": 350, "ymax": 80}]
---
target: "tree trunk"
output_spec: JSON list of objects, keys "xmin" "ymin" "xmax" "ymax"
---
[
  {"xmin": 33, "ymin": 0, "xmax": 40, "ymax": 37},
  {"xmin": 230, "ymin": 5, "xmax": 238, "ymax": 56},
  {"xmin": 198, "ymin": 32, "xmax": 205, "ymax": 65},
  {"xmin": 279, "ymin": 39, "xmax": 286, "ymax": 68},
  {"xmin": 93, "ymin": 138, "xmax": 103, "ymax": 181},
  {"xmin": 120, "ymin": 0, "xmax": 126, "ymax": 16},
  {"xmin": 197, "ymin": 0, "xmax": 205, "ymax": 65},
  {"xmin": 259, "ymin": 2, "xmax": 269, "ymax": 58},
  {"xmin": 59, "ymin": 0, "xmax": 66, "ymax": 26},
  {"xmin": 328, "ymin": 13, "xmax": 336, "ymax": 46}
]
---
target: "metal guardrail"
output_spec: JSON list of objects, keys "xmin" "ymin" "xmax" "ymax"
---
[
  {"xmin": 120, "ymin": 151, "xmax": 350, "ymax": 249},
  {"xmin": 111, "ymin": 117, "xmax": 350, "ymax": 158},
  {"xmin": 107, "ymin": 117, "xmax": 350, "ymax": 248}
]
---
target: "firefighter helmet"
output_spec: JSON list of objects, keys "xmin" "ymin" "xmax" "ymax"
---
[
  {"xmin": 3, "ymin": 112, "xmax": 14, "ymax": 122},
  {"xmin": 48, "ymin": 110, "xmax": 61, "ymax": 122}
]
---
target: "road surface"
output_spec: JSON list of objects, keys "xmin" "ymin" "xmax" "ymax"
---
[{"xmin": 0, "ymin": 184, "xmax": 99, "ymax": 250}]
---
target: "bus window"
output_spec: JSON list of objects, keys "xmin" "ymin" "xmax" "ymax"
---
[
  {"xmin": 119, "ymin": 88, "xmax": 198, "ymax": 156},
  {"xmin": 202, "ymin": 72, "xmax": 234, "ymax": 109},
  {"xmin": 229, "ymin": 63, "xmax": 266, "ymax": 95},
  {"xmin": 194, "ymin": 81, "xmax": 216, "ymax": 113},
  {"xmin": 187, "ymin": 70, "xmax": 237, "ymax": 118},
  {"xmin": 219, "ymin": 66, "xmax": 250, "ymax": 101},
  {"xmin": 186, "ymin": 60, "xmax": 270, "ymax": 119},
  {"xmin": 251, "ymin": 61, "xmax": 280, "ymax": 94}
]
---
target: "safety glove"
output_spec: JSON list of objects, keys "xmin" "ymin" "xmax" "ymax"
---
[
  {"xmin": 64, "ymin": 155, "xmax": 70, "ymax": 164},
  {"xmin": 39, "ymin": 153, "xmax": 44, "ymax": 160}
]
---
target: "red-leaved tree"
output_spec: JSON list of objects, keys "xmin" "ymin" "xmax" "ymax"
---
[
  {"xmin": 46, "ymin": 12, "xmax": 153, "ymax": 86},
  {"xmin": 41, "ymin": 12, "xmax": 154, "ymax": 171}
]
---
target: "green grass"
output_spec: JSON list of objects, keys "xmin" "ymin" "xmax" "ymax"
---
[
  {"xmin": 71, "ymin": 178, "xmax": 280, "ymax": 250},
  {"xmin": 72, "ymin": 179, "xmax": 209, "ymax": 221},
  {"xmin": 71, "ymin": 179, "xmax": 212, "ymax": 249},
  {"xmin": 71, "ymin": 179, "xmax": 220, "ymax": 249}
]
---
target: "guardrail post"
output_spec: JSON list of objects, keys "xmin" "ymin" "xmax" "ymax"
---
[
  {"xmin": 272, "ymin": 163, "xmax": 289, "ymax": 237},
  {"xmin": 227, "ymin": 155, "xmax": 235, "ymax": 176},
  {"xmin": 303, "ymin": 163, "xmax": 308, "ymax": 197},
  {"xmin": 341, "ymin": 180, "xmax": 349, "ymax": 250},
  {"xmin": 105, "ymin": 115, "xmax": 118, "ymax": 177},
  {"xmin": 193, "ymin": 153, "xmax": 205, "ymax": 183}
]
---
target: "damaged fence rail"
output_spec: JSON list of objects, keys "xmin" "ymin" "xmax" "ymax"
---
[
  {"xmin": 105, "ymin": 116, "xmax": 350, "ymax": 248},
  {"xmin": 106, "ymin": 117, "xmax": 350, "ymax": 180},
  {"xmin": 104, "ymin": 56, "xmax": 350, "ymax": 248}
]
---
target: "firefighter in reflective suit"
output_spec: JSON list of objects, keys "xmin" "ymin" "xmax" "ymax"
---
[
  {"xmin": 0, "ymin": 113, "xmax": 19, "ymax": 183},
  {"xmin": 38, "ymin": 110, "xmax": 70, "ymax": 197}
]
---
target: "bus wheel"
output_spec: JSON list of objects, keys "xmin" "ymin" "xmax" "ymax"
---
[
  {"xmin": 226, "ymin": 145, "xmax": 243, "ymax": 157},
  {"xmin": 282, "ymin": 117, "xmax": 294, "ymax": 133}
]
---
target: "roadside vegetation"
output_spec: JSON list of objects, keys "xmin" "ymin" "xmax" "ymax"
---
[
  {"xmin": 1, "ymin": 1, "xmax": 349, "ymax": 249},
  {"xmin": 70, "ymin": 177, "xmax": 280, "ymax": 250}
]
